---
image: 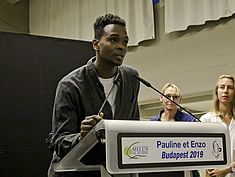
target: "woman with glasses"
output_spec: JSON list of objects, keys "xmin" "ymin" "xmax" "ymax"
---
[
  {"xmin": 151, "ymin": 83, "xmax": 196, "ymax": 122},
  {"xmin": 147, "ymin": 83, "xmax": 200, "ymax": 177},
  {"xmin": 200, "ymin": 74, "xmax": 235, "ymax": 177}
]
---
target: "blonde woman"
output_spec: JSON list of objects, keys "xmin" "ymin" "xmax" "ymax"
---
[
  {"xmin": 151, "ymin": 83, "xmax": 196, "ymax": 122},
  {"xmin": 149, "ymin": 83, "xmax": 200, "ymax": 177},
  {"xmin": 200, "ymin": 74, "xmax": 235, "ymax": 177}
]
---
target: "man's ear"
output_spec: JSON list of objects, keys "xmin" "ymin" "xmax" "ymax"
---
[{"xmin": 92, "ymin": 39, "xmax": 99, "ymax": 51}]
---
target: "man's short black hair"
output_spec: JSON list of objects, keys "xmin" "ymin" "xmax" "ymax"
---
[{"xmin": 93, "ymin": 13, "xmax": 126, "ymax": 40}]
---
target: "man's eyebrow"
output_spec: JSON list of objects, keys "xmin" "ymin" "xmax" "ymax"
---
[
  {"xmin": 109, "ymin": 33, "xmax": 119, "ymax": 36},
  {"xmin": 109, "ymin": 33, "xmax": 128, "ymax": 37},
  {"xmin": 108, "ymin": 33, "xmax": 129, "ymax": 41}
]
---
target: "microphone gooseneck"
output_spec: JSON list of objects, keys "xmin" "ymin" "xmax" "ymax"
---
[{"xmin": 133, "ymin": 75, "xmax": 201, "ymax": 122}]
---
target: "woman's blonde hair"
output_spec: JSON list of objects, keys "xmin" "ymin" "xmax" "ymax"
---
[
  {"xmin": 162, "ymin": 83, "xmax": 181, "ymax": 96},
  {"xmin": 211, "ymin": 74, "xmax": 235, "ymax": 116}
]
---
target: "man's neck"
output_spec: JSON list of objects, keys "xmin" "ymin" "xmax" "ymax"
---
[{"xmin": 94, "ymin": 60, "xmax": 117, "ymax": 78}]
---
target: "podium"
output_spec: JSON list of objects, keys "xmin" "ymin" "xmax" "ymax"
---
[{"xmin": 55, "ymin": 120, "xmax": 231, "ymax": 176}]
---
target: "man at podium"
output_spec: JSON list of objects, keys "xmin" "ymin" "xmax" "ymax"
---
[{"xmin": 46, "ymin": 13, "xmax": 140, "ymax": 177}]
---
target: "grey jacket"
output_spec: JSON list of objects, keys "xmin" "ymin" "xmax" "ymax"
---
[{"xmin": 47, "ymin": 57, "xmax": 140, "ymax": 177}]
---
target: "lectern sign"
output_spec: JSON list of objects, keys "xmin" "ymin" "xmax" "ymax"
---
[
  {"xmin": 104, "ymin": 121, "xmax": 231, "ymax": 174},
  {"xmin": 54, "ymin": 120, "xmax": 231, "ymax": 174},
  {"xmin": 118, "ymin": 133, "xmax": 226, "ymax": 169}
]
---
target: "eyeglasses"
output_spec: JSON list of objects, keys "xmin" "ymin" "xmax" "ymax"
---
[{"xmin": 165, "ymin": 94, "xmax": 180, "ymax": 101}]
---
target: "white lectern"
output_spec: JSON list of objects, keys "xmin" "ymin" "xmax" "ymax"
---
[{"xmin": 55, "ymin": 120, "xmax": 231, "ymax": 176}]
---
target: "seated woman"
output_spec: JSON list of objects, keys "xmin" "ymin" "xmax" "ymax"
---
[{"xmin": 141, "ymin": 83, "xmax": 200, "ymax": 177}]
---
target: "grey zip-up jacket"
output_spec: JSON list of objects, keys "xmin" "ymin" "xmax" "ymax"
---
[{"xmin": 47, "ymin": 57, "xmax": 140, "ymax": 177}]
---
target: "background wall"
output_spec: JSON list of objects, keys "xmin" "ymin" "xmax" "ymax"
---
[
  {"xmin": 1, "ymin": 2, "xmax": 235, "ymax": 113},
  {"xmin": 0, "ymin": 0, "xmax": 28, "ymax": 34},
  {"xmin": 125, "ymin": 4, "xmax": 235, "ymax": 119},
  {"xmin": 1, "ymin": 0, "xmax": 235, "ymax": 118},
  {"xmin": 0, "ymin": 32, "xmax": 94, "ymax": 177}
]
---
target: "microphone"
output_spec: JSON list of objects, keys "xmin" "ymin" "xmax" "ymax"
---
[{"xmin": 133, "ymin": 75, "xmax": 201, "ymax": 122}]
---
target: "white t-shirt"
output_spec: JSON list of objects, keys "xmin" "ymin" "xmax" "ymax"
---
[{"xmin": 99, "ymin": 77, "xmax": 117, "ymax": 117}]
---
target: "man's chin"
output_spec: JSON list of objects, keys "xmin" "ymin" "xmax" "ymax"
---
[{"xmin": 114, "ymin": 61, "xmax": 123, "ymax": 66}]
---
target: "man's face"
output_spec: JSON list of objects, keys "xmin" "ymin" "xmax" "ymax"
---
[
  {"xmin": 161, "ymin": 86, "xmax": 181, "ymax": 111},
  {"xmin": 95, "ymin": 24, "xmax": 129, "ymax": 66}
]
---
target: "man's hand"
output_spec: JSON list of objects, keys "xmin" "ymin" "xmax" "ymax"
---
[{"xmin": 80, "ymin": 113, "xmax": 103, "ymax": 140}]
